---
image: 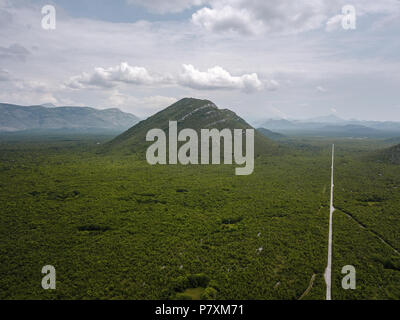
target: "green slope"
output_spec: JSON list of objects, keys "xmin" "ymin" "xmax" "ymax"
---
[
  {"xmin": 257, "ymin": 128, "xmax": 286, "ymax": 140},
  {"xmin": 104, "ymin": 98, "xmax": 279, "ymax": 157}
]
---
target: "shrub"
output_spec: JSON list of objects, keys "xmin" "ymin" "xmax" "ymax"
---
[
  {"xmin": 172, "ymin": 276, "xmax": 190, "ymax": 292},
  {"xmin": 201, "ymin": 287, "xmax": 217, "ymax": 300},
  {"xmin": 77, "ymin": 225, "xmax": 111, "ymax": 232},
  {"xmin": 208, "ymin": 280, "xmax": 220, "ymax": 291},
  {"xmin": 221, "ymin": 216, "xmax": 243, "ymax": 225},
  {"xmin": 187, "ymin": 274, "xmax": 210, "ymax": 288}
]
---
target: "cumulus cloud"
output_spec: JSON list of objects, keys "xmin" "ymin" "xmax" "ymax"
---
[
  {"xmin": 192, "ymin": 5, "xmax": 264, "ymax": 35},
  {"xmin": 66, "ymin": 62, "xmax": 169, "ymax": 89},
  {"xmin": 179, "ymin": 64, "xmax": 264, "ymax": 92},
  {"xmin": 67, "ymin": 63, "xmax": 271, "ymax": 93},
  {"xmin": 192, "ymin": 0, "xmax": 328, "ymax": 35},
  {"xmin": 192, "ymin": 0, "xmax": 400, "ymax": 35},
  {"xmin": 126, "ymin": 0, "xmax": 205, "ymax": 14}
]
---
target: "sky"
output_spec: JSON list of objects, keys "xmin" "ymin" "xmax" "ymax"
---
[{"xmin": 0, "ymin": 0, "xmax": 399, "ymax": 122}]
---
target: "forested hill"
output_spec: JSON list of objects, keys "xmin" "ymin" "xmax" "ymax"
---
[
  {"xmin": 0, "ymin": 103, "xmax": 139, "ymax": 132},
  {"xmin": 104, "ymin": 97, "xmax": 279, "ymax": 156}
]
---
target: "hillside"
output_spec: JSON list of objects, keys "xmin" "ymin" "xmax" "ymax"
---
[
  {"xmin": 257, "ymin": 128, "xmax": 286, "ymax": 140},
  {"xmin": 0, "ymin": 103, "xmax": 139, "ymax": 132},
  {"xmin": 105, "ymin": 98, "xmax": 278, "ymax": 156}
]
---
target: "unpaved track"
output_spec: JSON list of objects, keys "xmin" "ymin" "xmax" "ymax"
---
[
  {"xmin": 299, "ymin": 274, "xmax": 316, "ymax": 300},
  {"xmin": 324, "ymin": 144, "xmax": 335, "ymax": 301},
  {"xmin": 337, "ymin": 208, "xmax": 400, "ymax": 256}
]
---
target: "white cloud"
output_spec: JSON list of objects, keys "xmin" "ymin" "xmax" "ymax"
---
[
  {"xmin": 192, "ymin": 0, "xmax": 400, "ymax": 35},
  {"xmin": 179, "ymin": 64, "xmax": 264, "ymax": 92},
  {"xmin": 66, "ymin": 62, "xmax": 169, "ymax": 89},
  {"xmin": 126, "ymin": 0, "xmax": 205, "ymax": 14},
  {"xmin": 192, "ymin": 0, "xmax": 328, "ymax": 35},
  {"xmin": 1, "ymin": 0, "xmax": 400, "ymax": 121},
  {"xmin": 66, "ymin": 63, "xmax": 270, "ymax": 93},
  {"xmin": 316, "ymin": 85, "xmax": 327, "ymax": 93},
  {"xmin": 192, "ymin": 5, "xmax": 264, "ymax": 35}
]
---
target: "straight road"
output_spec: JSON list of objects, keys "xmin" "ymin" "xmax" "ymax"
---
[{"xmin": 324, "ymin": 144, "xmax": 335, "ymax": 300}]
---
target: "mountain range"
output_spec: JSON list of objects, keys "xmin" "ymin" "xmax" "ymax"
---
[
  {"xmin": 256, "ymin": 115, "xmax": 400, "ymax": 138},
  {"xmin": 2, "ymin": 101, "xmax": 400, "ymax": 141},
  {"xmin": 0, "ymin": 103, "xmax": 139, "ymax": 133}
]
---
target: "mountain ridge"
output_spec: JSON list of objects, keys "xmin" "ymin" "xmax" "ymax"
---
[
  {"xmin": 104, "ymin": 98, "xmax": 278, "ymax": 156},
  {"xmin": 0, "ymin": 103, "xmax": 139, "ymax": 132},
  {"xmin": 257, "ymin": 117, "xmax": 400, "ymax": 138}
]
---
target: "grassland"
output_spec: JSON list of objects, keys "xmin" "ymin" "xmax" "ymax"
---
[{"xmin": 0, "ymin": 134, "xmax": 399, "ymax": 300}]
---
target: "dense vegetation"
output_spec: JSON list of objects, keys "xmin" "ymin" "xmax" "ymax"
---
[
  {"xmin": 0, "ymin": 134, "xmax": 399, "ymax": 300},
  {"xmin": 375, "ymin": 143, "xmax": 400, "ymax": 164}
]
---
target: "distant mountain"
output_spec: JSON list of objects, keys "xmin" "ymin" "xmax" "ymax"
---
[
  {"xmin": 259, "ymin": 119, "xmax": 299, "ymax": 131},
  {"xmin": 105, "ymin": 98, "xmax": 278, "ymax": 156},
  {"xmin": 259, "ymin": 116, "xmax": 400, "ymax": 138},
  {"xmin": 317, "ymin": 124, "xmax": 383, "ymax": 137},
  {"xmin": 257, "ymin": 128, "xmax": 286, "ymax": 140},
  {"xmin": 303, "ymin": 114, "xmax": 344, "ymax": 124},
  {"xmin": 376, "ymin": 144, "xmax": 400, "ymax": 164},
  {"xmin": 40, "ymin": 103, "xmax": 57, "ymax": 108},
  {"xmin": 0, "ymin": 103, "xmax": 139, "ymax": 132}
]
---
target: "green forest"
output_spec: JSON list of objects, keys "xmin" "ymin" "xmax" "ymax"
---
[{"xmin": 0, "ymin": 134, "xmax": 399, "ymax": 300}]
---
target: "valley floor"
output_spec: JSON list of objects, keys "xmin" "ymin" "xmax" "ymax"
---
[{"xmin": 0, "ymin": 136, "xmax": 399, "ymax": 299}]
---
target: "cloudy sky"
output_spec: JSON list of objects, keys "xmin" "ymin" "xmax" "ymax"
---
[{"xmin": 0, "ymin": 0, "xmax": 399, "ymax": 122}]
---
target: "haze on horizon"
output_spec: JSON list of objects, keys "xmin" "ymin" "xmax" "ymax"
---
[{"xmin": 0, "ymin": 0, "xmax": 399, "ymax": 122}]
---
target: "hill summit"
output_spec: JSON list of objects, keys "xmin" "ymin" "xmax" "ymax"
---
[{"xmin": 105, "ymin": 98, "xmax": 276, "ymax": 156}]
